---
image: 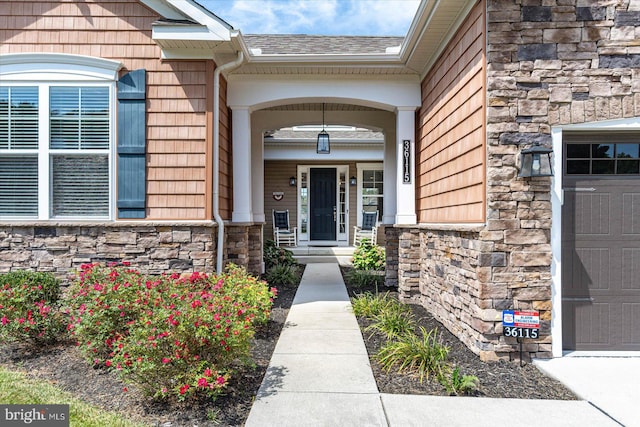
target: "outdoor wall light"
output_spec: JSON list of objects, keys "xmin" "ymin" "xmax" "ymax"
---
[
  {"xmin": 519, "ymin": 145, "xmax": 553, "ymax": 177},
  {"xmin": 316, "ymin": 103, "xmax": 330, "ymax": 154},
  {"xmin": 289, "ymin": 176, "xmax": 297, "ymax": 186},
  {"xmin": 350, "ymin": 176, "xmax": 357, "ymax": 186}
]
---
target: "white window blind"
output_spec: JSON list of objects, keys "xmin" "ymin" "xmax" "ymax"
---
[
  {"xmin": 0, "ymin": 86, "xmax": 39, "ymax": 149},
  {"xmin": 0, "ymin": 157, "xmax": 38, "ymax": 216},
  {"xmin": 50, "ymin": 87, "xmax": 109, "ymax": 150},
  {"xmin": 0, "ymin": 84, "xmax": 111, "ymax": 219}
]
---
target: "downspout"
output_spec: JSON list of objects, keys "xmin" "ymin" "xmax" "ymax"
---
[{"xmin": 213, "ymin": 51, "xmax": 244, "ymax": 273}]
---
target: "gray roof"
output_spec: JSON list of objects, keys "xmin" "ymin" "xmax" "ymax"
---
[{"xmin": 244, "ymin": 34, "xmax": 404, "ymax": 55}]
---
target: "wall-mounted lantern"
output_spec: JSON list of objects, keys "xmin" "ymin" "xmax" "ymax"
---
[
  {"xmin": 289, "ymin": 176, "xmax": 297, "ymax": 186},
  {"xmin": 518, "ymin": 145, "xmax": 553, "ymax": 177},
  {"xmin": 349, "ymin": 176, "xmax": 357, "ymax": 186}
]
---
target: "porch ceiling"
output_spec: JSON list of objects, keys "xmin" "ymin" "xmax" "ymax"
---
[{"xmin": 263, "ymin": 103, "xmax": 379, "ymax": 112}]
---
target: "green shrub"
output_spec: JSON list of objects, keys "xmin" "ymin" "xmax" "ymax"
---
[
  {"xmin": 351, "ymin": 292, "xmax": 397, "ymax": 318},
  {"xmin": 0, "ymin": 270, "xmax": 65, "ymax": 345},
  {"xmin": 345, "ymin": 268, "xmax": 385, "ymax": 291},
  {"xmin": 441, "ymin": 366, "xmax": 479, "ymax": 396},
  {"xmin": 352, "ymin": 241, "xmax": 385, "ymax": 271},
  {"xmin": 366, "ymin": 305, "xmax": 415, "ymax": 340},
  {"xmin": 263, "ymin": 240, "xmax": 298, "ymax": 269},
  {"xmin": 67, "ymin": 262, "xmax": 275, "ymax": 401},
  {"xmin": 264, "ymin": 264, "xmax": 299, "ymax": 286},
  {"xmin": 376, "ymin": 326, "xmax": 449, "ymax": 383}
]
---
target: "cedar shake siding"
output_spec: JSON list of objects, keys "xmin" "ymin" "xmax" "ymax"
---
[
  {"xmin": 0, "ymin": 0, "xmax": 217, "ymax": 220},
  {"xmin": 416, "ymin": 0, "xmax": 486, "ymax": 223},
  {"xmin": 218, "ymin": 76, "xmax": 233, "ymax": 221}
]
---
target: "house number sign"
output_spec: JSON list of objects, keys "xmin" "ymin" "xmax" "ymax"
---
[
  {"xmin": 402, "ymin": 139, "xmax": 411, "ymax": 184},
  {"xmin": 502, "ymin": 310, "xmax": 540, "ymax": 339}
]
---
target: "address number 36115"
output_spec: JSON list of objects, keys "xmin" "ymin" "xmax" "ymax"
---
[{"xmin": 503, "ymin": 326, "xmax": 538, "ymax": 339}]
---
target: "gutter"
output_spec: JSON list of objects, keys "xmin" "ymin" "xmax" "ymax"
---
[{"xmin": 213, "ymin": 51, "xmax": 244, "ymax": 273}]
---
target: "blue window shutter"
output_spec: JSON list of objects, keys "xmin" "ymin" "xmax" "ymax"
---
[{"xmin": 117, "ymin": 69, "xmax": 146, "ymax": 219}]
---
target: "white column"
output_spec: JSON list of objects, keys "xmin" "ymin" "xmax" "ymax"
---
[
  {"xmin": 383, "ymin": 125, "xmax": 397, "ymax": 224},
  {"xmin": 251, "ymin": 127, "xmax": 265, "ymax": 223},
  {"xmin": 231, "ymin": 106, "xmax": 253, "ymax": 223},
  {"xmin": 395, "ymin": 107, "xmax": 417, "ymax": 225}
]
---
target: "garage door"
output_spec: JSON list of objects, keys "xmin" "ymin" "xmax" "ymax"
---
[{"xmin": 562, "ymin": 134, "xmax": 640, "ymax": 351}]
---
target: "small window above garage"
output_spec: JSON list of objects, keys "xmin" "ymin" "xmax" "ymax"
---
[{"xmin": 565, "ymin": 133, "xmax": 640, "ymax": 175}]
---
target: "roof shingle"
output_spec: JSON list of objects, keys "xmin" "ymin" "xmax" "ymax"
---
[{"xmin": 244, "ymin": 34, "xmax": 404, "ymax": 55}]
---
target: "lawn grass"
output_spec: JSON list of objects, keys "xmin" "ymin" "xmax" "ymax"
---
[{"xmin": 0, "ymin": 366, "xmax": 149, "ymax": 427}]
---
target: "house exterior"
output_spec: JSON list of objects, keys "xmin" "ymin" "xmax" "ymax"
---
[{"xmin": 1, "ymin": 0, "xmax": 639, "ymax": 360}]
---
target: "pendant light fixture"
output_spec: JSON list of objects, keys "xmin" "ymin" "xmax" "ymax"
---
[{"xmin": 316, "ymin": 103, "xmax": 330, "ymax": 154}]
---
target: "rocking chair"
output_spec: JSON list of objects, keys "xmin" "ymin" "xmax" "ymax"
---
[
  {"xmin": 353, "ymin": 210, "xmax": 378, "ymax": 246},
  {"xmin": 272, "ymin": 209, "xmax": 297, "ymax": 247}
]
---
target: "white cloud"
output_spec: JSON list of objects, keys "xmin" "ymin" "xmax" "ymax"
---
[{"xmin": 200, "ymin": 0, "xmax": 420, "ymax": 36}]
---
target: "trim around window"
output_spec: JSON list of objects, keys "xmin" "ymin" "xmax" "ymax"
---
[
  {"xmin": 0, "ymin": 53, "xmax": 122, "ymax": 81},
  {"xmin": 0, "ymin": 53, "xmax": 122, "ymax": 221}
]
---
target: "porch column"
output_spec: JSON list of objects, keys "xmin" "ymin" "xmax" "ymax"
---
[
  {"xmin": 395, "ymin": 107, "xmax": 417, "ymax": 225},
  {"xmin": 383, "ymin": 126, "xmax": 397, "ymax": 224},
  {"xmin": 232, "ymin": 106, "xmax": 253, "ymax": 223},
  {"xmin": 251, "ymin": 127, "xmax": 265, "ymax": 223}
]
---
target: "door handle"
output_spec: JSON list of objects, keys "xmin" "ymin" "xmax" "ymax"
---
[{"xmin": 333, "ymin": 206, "xmax": 337, "ymax": 222}]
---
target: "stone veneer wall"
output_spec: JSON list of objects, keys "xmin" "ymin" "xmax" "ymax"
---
[
  {"xmin": 390, "ymin": 225, "xmax": 552, "ymax": 361},
  {"xmin": 0, "ymin": 223, "xmax": 263, "ymax": 280},
  {"xmin": 392, "ymin": 0, "xmax": 640, "ymax": 361},
  {"xmin": 483, "ymin": 0, "xmax": 640, "ymax": 358}
]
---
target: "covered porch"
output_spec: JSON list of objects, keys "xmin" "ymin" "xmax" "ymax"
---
[{"xmin": 226, "ymin": 77, "xmax": 421, "ymax": 258}]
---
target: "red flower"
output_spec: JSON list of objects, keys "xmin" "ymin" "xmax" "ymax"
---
[
  {"xmin": 1, "ymin": 316, "xmax": 8, "ymax": 326},
  {"xmin": 105, "ymin": 360, "xmax": 112, "ymax": 367},
  {"xmin": 197, "ymin": 378, "xmax": 209, "ymax": 388},
  {"xmin": 216, "ymin": 376, "xmax": 225, "ymax": 385},
  {"xmin": 179, "ymin": 384, "xmax": 190, "ymax": 395},
  {"xmin": 203, "ymin": 368, "xmax": 212, "ymax": 377},
  {"xmin": 162, "ymin": 357, "xmax": 171, "ymax": 364}
]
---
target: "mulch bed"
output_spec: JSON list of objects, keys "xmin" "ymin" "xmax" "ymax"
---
[
  {"xmin": 0, "ymin": 264, "xmax": 576, "ymax": 427},
  {"xmin": 340, "ymin": 265, "xmax": 577, "ymax": 400}
]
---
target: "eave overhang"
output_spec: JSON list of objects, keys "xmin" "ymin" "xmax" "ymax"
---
[{"xmin": 141, "ymin": 0, "xmax": 237, "ymax": 59}]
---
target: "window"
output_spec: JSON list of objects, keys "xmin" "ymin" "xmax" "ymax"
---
[
  {"xmin": 357, "ymin": 163, "xmax": 383, "ymax": 225},
  {"xmin": 0, "ymin": 87, "xmax": 39, "ymax": 216},
  {"xmin": 0, "ymin": 85, "xmax": 113, "ymax": 219},
  {"xmin": 566, "ymin": 142, "xmax": 640, "ymax": 175}
]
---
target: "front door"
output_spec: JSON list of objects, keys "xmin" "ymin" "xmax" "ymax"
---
[{"xmin": 310, "ymin": 168, "xmax": 337, "ymax": 241}]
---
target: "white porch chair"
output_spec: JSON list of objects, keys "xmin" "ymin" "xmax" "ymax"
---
[
  {"xmin": 272, "ymin": 209, "xmax": 297, "ymax": 247},
  {"xmin": 353, "ymin": 210, "xmax": 378, "ymax": 246}
]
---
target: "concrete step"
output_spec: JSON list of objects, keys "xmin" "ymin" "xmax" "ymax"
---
[{"xmin": 288, "ymin": 246, "xmax": 355, "ymax": 265}]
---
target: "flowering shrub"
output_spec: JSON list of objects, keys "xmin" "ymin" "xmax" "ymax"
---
[
  {"xmin": 352, "ymin": 241, "xmax": 386, "ymax": 271},
  {"xmin": 67, "ymin": 262, "xmax": 275, "ymax": 401},
  {"xmin": 0, "ymin": 270, "xmax": 65, "ymax": 345}
]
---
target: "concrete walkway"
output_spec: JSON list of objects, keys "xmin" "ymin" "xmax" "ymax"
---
[{"xmin": 245, "ymin": 263, "xmax": 626, "ymax": 427}]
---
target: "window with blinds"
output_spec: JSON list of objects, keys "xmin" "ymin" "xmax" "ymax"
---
[
  {"xmin": 50, "ymin": 87, "xmax": 110, "ymax": 150},
  {"xmin": 0, "ymin": 87, "xmax": 39, "ymax": 149},
  {"xmin": 0, "ymin": 157, "xmax": 38, "ymax": 216},
  {"xmin": 0, "ymin": 87, "xmax": 39, "ymax": 216},
  {"xmin": 0, "ymin": 85, "xmax": 112, "ymax": 219}
]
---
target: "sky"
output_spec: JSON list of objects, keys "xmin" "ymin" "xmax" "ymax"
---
[{"xmin": 199, "ymin": 0, "xmax": 421, "ymax": 36}]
